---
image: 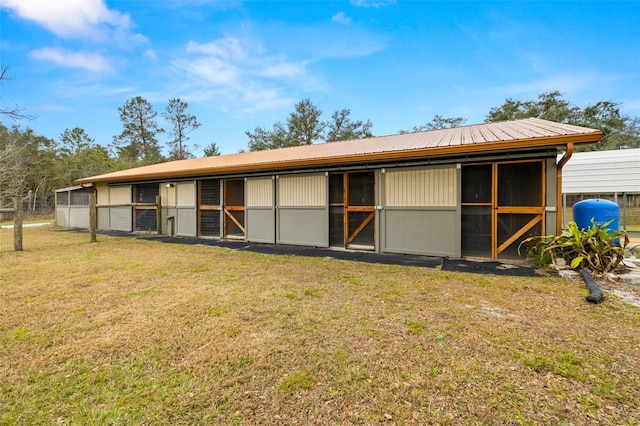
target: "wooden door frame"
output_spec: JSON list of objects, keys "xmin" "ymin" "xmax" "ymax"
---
[
  {"xmin": 492, "ymin": 160, "xmax": 546, "ymax": 259},
  {"xmin": 461, "ymin": 160, "xmax": 546, "ymax": 259},
  {"xmin": 330, "ymin": 171, "xmax": 376, "ymax": 249},
  {"xmin": 223, "ymin": 178, "xmax": 245, "ymax": 238}
]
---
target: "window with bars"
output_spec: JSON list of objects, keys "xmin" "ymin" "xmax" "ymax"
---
[
  {"xmin": 56, "ymin": 192, "xmax": 69, "ymax": 206},
  {"xmin": 199, "ymin": 179, "xmax": 221, "ymax": 237},
  {"xmin": 70, "ymin": 189, "xmax": 92, "ymax": 206},
  {"xmin": 135, "ymin": 209, "xmax": 157, "ymax": 232},
  {"xmin": 134, "ymin": 184, "xmax": 159, "ymax": 203}
]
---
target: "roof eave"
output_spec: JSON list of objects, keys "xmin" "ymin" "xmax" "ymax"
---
[{"xmin": 75, "ymin": 132, "xmax": 602, "ymax": 185}]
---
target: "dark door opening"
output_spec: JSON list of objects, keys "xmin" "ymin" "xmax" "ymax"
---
[
  {"xmin": 198, "ymin": 179, "xmax": 220, "ymax": 237},
  {"xmin": 461, "ymin": 161, "xmax": 545, "ymax": 259},
  {"xmin": 224, "ymin": 179, "xmax": 245, "ymax": 239},
  {"xmin": 329, "ymin": 171, "xmax": 375, "ymax": 249},
  {"xmin": 133, "ymin": 183, "xmax": 158, "ymax": 232}
]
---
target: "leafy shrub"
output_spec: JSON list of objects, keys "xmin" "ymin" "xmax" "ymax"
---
[{"xmin": 519, "ymin": 219, "xmax": 628, "ymax": 274}]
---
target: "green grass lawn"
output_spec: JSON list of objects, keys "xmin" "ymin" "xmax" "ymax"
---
[{"xmin": 1, "ymin": 228, "xmax": 639, "ymax": 425}]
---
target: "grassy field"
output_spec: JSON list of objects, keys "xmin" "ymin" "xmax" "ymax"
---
[{"xmin": 1, "ymin": 228, "xmax": 639, "ymax": 425}]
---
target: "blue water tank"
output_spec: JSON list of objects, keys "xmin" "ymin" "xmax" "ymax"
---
[{"xmin": 573, "ymin": 198, "xmax": 619, "ymax": 232}]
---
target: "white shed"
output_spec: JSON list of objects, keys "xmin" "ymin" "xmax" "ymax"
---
[
  {"xmin": 55, "ymin": 186, "xmax": 93, "ymax": 228},
  {"xmin": 560, "ymin": 148, "xmax": 640, "ymax": 230}
]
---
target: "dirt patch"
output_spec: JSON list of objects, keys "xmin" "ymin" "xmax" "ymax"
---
[
  {"xmin": 559, "ymin": 267, "xmax": 640, "ymax": 307},
  {"xmin": 595, "ymin": 276, "xmax": 640, "ymax": 307}
]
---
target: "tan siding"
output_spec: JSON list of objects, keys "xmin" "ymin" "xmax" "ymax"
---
[
  {"xmin": 96, "ymin": 183, "xmax": 109, "ymax": 205},
  {"xmin": 161, "ymin": 184, "xmax": 177, "ymax": 206},
  {"xmin": 385, "ymin": 167, "xmax": 457, "ymax": 207},
  {"xmin": 177, "ymin": 182, "xmax": 195, "ymax": 207},
  {"xmin": 109, "ymin": 185, "xmax": 131, "ymax": 204},
  {"xmin": 278, "ymin": 174, "xmax": 326, "ymax": 207},
  {"xmin": 247, "ymin": 178, "xmax": 273, "ymax": 207}
]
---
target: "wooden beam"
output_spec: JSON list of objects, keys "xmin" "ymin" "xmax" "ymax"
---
[
  {"xmin": 224, "ymin": 207, "xmax": 245, "ymax": 233},
  {"xmin": 346, "ymin": 206, "xmax": 375, "ymax": 212},
  {"xmin": 496, "ymin": 206, "xmax": 545, "ymax": 214},
  {"xmin": 156, "ymin": 195, "xmax": 162, "ymax": 235},
  {"xmin": 89, "ymin": 192, "xmax": 97, "ymax": 243},
  {"xmin": 13, "ymin": 196, "xmax": 23, "ymax": 251},
  {"xmin": 348, "ymin": 212, "xmax": 374, "ymax": 244},
  {"xmin": 496, "ymin": 214, "xmax": 542, "ymax": 255}
]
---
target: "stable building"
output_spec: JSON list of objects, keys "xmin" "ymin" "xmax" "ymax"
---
[{"xmin": 74, "ymin": 118, "xmax": 602, "ymax": 260}]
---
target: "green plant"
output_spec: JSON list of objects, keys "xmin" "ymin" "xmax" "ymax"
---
[
  {"xmin": 519, "ymin": 219, "xmax": 628, "ymax": 274},
  {"xmin": 405, "ymin": 320, "xmax": 425, "ymax": 335},
  {"xmin": 278, "ymin": 371, "xmax": 313, "ymax": 392}
]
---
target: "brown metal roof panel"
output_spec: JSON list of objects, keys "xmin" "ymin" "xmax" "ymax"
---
[
  {"xmin": 462, "ymin": 126, "xmax": 476, "ymax": 145},
  {"xmin": 513, "ymin": 118, "xmax": 588, "ymax": 137},
  {"xmin": 503, "ymin": 120, "xmax": 551, "ymax": 139},
  {"xmin": 481, "ymin": 123, "xmax": 514, "ymax": 141},
  {"xmin": 76, "ymin": 118, "xmax": 602, "ymax": 184},
  {"xmin": 474, "ymin": 125, "xmax": 493, "ymax": 144},
  {"xmin": 494, "ymin": 121, "xmax": 528, "ymax": 140}
]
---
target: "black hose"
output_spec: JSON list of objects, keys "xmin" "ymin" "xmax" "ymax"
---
[{"xmin": 578, "ymin": 268, "xmax": 604, "ymax": 304}]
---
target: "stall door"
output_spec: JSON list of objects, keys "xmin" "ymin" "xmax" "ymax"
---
[
  {"xmin": 133, "ymin": 183, "xmax": 159, "ymax": 232},
  {"xmin": 198, "ymin": 179, "xmax": 221, "ymax": 237},
  {"xmin": 329, "ymin": 171, "xmax": 376, "ymax": 250},
  {"xmin": 462, "ymin": 161, "xmax": 545, "ymax": 259},
  {"xmin": 276, "ymin": 174, "xmax": 328, "ymax": 246},
  {"xmin": 246, "ymin": 177, "xmax": 275, "ymax": 243},
  {"xmin": 108, "ymin": 185, "xmax": 132, "ymax": 231},
  {"xmin": 224, "ymin": 179, "xmax": 245, "ymax": 239},
  {"xmin": 175, "ymin": 182, "xmax": 197, "ymax": 236}
]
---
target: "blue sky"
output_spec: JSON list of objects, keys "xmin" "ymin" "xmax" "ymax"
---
[{"xmin": 1, "ymin": 1, "xmax": 639, "ymax": 156}]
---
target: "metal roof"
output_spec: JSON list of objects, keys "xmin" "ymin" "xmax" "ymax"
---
[
  {"xmin": 55, "ymin": 185, "xmax": 86, "ymax": 192},
  {"xmin": 561, "ymin": 148, "xmax": 640, "ymax": 194},
  {"xmin": 76, "ymin": 118, "xmax": 602, "ymax": 184}
]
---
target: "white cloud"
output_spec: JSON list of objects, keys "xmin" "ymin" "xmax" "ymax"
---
[
  {"xmin": 53, "ymin": 82, "xmax": 137, "ymax": 99},
  {"xmin": 169, "ymin": 35, "xmax": 315, "ymax": 115},
  {"xmin": 186, "ymin": 38, "xmax": 245, "ymax": 59},
  {"xmin": 238, "ymin": 83, "xmax": 295, "ymax": 113},
  {"xmin": 177, "ymin": 37, "xmax": 309, "ymax": 87},
  {"xmin": 144, "ymin": 49, "xmax": 159, "ymax": 61},
  {"xmin": 0, "ymin": 0, "xmax": 140, "ymax": 42},
  {"xmin": 332, "ymin": 12, "xmax": 351, "ymax": 25},
  {"xmin": 38, "ymin": 103, "xmax": 76, "ymax": 113},
  {"xmin": 496, "ymin": 73, "xmax": 604, "ymax": 96},
  {"xmin": 260, "ymin": 62, "xmax": 306, "ymax": 78},
  {"xmin": 29, "ymin": 47, "xmax": 113, "ymax": 73},
  {"xmin": 175, "ymin": 56, "xmax": 241, "ymax": 86},
  {"xmin": 350, "ymin": 0, "xmax": 396, "ymax": 8}
]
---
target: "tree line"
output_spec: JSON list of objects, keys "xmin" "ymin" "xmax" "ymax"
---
[
  {"xmin": 1, "ymin": 65, "xmax": 639, "ymax": 209},
  {"xmin": 246, "ymin": 91, "xmax": 640, "ymax": 152},
  {"xmin": 245, "ymin": 98, "xmax": 373, "ymax": 151}
]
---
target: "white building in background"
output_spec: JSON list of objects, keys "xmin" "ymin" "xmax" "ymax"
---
[{"xmin": 561, "ymin": 148, "xmax": 640, "ymax": 230}]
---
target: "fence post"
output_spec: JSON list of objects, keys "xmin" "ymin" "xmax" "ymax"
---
[
  {"xmin": 89, "ymin": 192, "xmax": 97, "ymax": 243},
  {"xmin": 14, "ymin": 196, "xmax": 23, "ymax": 251},
  {"xmin": 156, "ymin": 195, "xmax": 162, "ymax": 235}
]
